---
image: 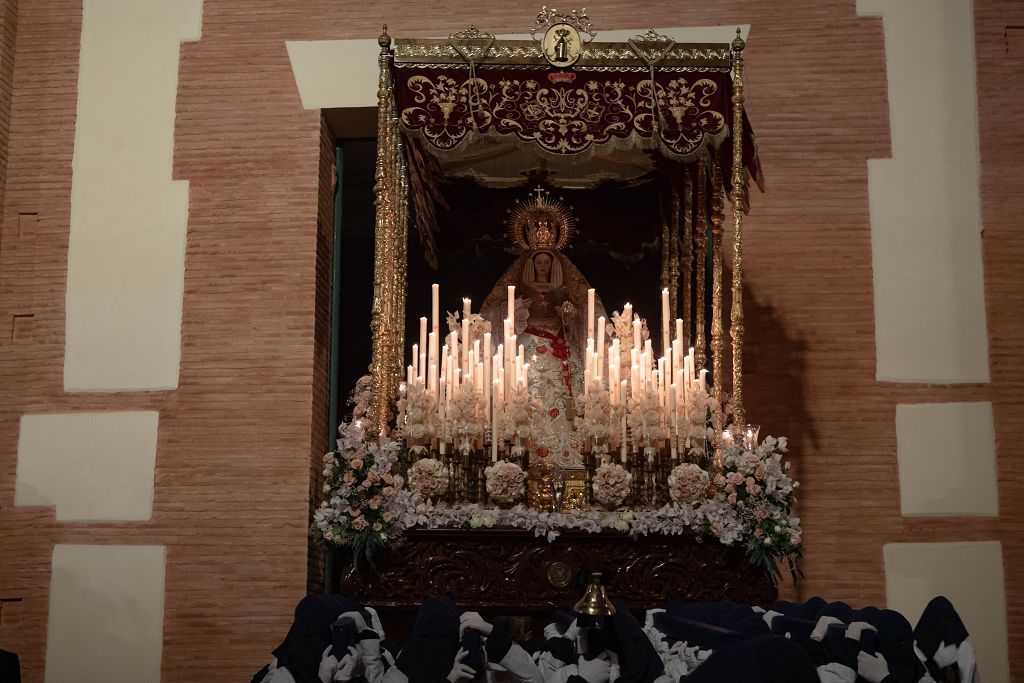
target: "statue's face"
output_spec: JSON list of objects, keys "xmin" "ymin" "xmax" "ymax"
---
[{"xmin": 533, "ymin": 252, "xmax": 553, "ymax": 280}]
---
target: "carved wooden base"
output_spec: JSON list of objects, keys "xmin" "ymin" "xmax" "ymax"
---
[{"xmin": 337, "ymin": 528, "xmax": 777, "ymax": 614}]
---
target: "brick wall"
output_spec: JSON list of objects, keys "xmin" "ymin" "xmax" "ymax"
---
[{"xmin": 0, "ymin": 1, "xmax": 1021, "ymax": 680}]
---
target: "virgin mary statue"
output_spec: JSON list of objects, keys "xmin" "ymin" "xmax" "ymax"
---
[{"xmin": 480, "ymin": 189, "xmax": 607, "ymax": 467}]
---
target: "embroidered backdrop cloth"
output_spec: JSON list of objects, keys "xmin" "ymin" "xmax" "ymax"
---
[{"xmin": 394, "ymin": 65, "xmax": 743, "ymax": 163}]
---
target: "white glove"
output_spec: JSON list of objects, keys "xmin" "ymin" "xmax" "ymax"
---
[
  {"xmin": 751, "ymin": 606, "xmax": 766, "ymax": 613},
  {"xmin": 762, "ymin": 610, "xmax": 783, "ymax": 628},
  {"xmin": 577, "ymin": 652, "xmax": 611, "ymax": 683},
  {"xmin": 459, "ymin": 611, "xmax": 494, "ymax": 637},
  {"xmin": 562, "ymin": 619, "xmax": 581, "ymax": 644},
  {"xmin": 607, "ymin": 651, "xmax": 620, "ymax": 683},
  {"xmin": 664, "ymin": 658, "xmax": 689, "ymax": 681},
  {"xmin": 359, "ymin": 637, "xmax": 386, "ymax": 683},
  {"xmin": 816, "ymin": 662, "xmax": 856, "ymax": 683},
  {"xmin": 644, "ymin": 609, "xmax": 665, "ymax": 629},
  {"xmin": 318, "ymin": 645, "xmax": 340, "ymax": 683},
  {"xmin": 857, "ymin": 651, "xmax": 891, "ymax": 683},
  {"xmin": 364, "ymin": 606, "xmax": 386, "ymax": 638},
  {"xmin": 811, "ymin": 616, "xmax": 843, "ymax": 642},
  {"xmin": 681, "ymin": 645, "xmax": 700, "ymax": 671},
  {"xmin": 448, "ymin": 648, "xmax": 477, "ymax": 683},
  {"xmin": 845, "ymin": 621, "xmax": 877, "ymax": 641},
  {"xmin": 931, "ymin": 641, "xmax": 957, "ymax": 669},
  {"xmin": 334, "ymin": 646, "xmax": 360, "ymax": 682}
]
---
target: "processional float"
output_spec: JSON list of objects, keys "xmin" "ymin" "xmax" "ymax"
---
[{"xmin": 318, "ymin": 9, "xmax": 800, "ymax": 606}]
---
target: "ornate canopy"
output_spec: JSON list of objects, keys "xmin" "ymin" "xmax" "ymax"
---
[{"xmin": 367, "ymin": 15, "xmax": 757, "ymax": 437}]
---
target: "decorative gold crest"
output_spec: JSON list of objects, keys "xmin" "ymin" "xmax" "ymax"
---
[
  {"xmin": 530, "ymin": 6, "xmax": 595, "ymax": 68},
  {"xmin": 542, "ymin": 23, "xmax": 581, "ymax": 67},
  {"xmin": 505, "ymin": 187, "xmax": 576, "ymax": 253}
]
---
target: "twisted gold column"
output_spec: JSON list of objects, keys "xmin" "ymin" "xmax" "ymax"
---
[
  {"xmin": 729, "ymin": 28, "xmax": 748, "ymax": 426},
  {"xmin": 369, "ymin": 26, "xmax": 407, "ymax": 436},
  {"xmin": 694, "ymin": 152, "xmax": 708, "ymax": 371},
  {"xmin": 710, "ymin": 153, "xmax": 726, "ymax": 402},
  {"xmin": 681, "ymin": 169, "xmax": 693, "ymax": 344},
  {"xmin": 669, "ymin": 183, "xmax": 681, "ymax": 319}
]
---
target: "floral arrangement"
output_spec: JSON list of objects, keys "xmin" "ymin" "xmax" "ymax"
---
[
  {"xmin": 711, "ymin": 435, "xmax": 802, "ymax": 582},
  {"xmin": 408, "ymin": 458, "xmax": 450, "ymax": 500},
  {"xmin": 314, "ymin": 377, "xmax": 803, "ymax": 583},
  {"xmin": 592, "ymin": 462, "xmax": 632, "ymax": 508},
  {"xmin": 484, "ymin": 460, "xmax": 527, "ymax": 504},
  {"xmin": 311, "ymin": 419, "xmax": 408, "ymax": 570},
  {"xmin": 668, "ymin": 462, "xmax": 710, "ymax": 504}
]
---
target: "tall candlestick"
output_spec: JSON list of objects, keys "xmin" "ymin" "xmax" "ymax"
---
[
  {"xmin": 420, "ymin": 317, "xmax": 428, "ymax": 369},
  {"xmin": 461, "ymin": 311, "xmax": 470, "ymax": 377},
  {"xmin": 662, "ymin": 288, "xmax": 671, "ymax": 357},
  {"xmin": 675, "ymin": 318, "xmax": 684, "ymax": 346},
  {"xmin": 587, "ymin": 288, "xmax": 596, "ymax": 341},
  {"xmin": 633, "ymin": 318, "xmax": 641, "ymax": 353},
  {"xmin": 492, "ymin": 378, "xmax": 500, "ymax": 461},
  {"xmin": 507, "ymin": 285, "xmax": 515, "ymax": 327},
  {"xmin": 431, "ymin": 284, "xmax": 440, "ymax": 336},
  {"xmin": 412, "ymin": 343, "xmax": 419, "ymax": 381}
]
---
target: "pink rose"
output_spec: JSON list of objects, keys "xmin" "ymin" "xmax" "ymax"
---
[
  {"xmin": 727, "ymin": 492, "xmax": 737, "ymax": 505},
  {"xmin": 361, "ymin": 479, "xmax": 372, "ymax": 488},
  {"xmin": 347, "ymin": 506, "xmax": 361, "ymax": 518},
  {"xmin": 350, "ymin": 458, "xmax": 364, "ymax": 471},
  {"xmin": 383, "ymin": 472, "xmax": 394, "ymax": 484},
  {"xmin": 393, "ymin": 475, "xmax": 405, "ymax": 489},
  {"xmin": 382, "ymin": 486, "xmax": 394, "ymax": 495},
  {"xmin": 343, "ymin": 472, "xmax": 355, "ymax": 485},
  {"xmin": 729, "ymin": 472, "xmax": 744, "ymax": 485},
  {"xmin": 351, "ymin": 516, "xmax": 368, "ymax": 530},
  {"xmin": 745, "ymin": 477, "xmax": 756, "ymax": 489},
  {"xmin": 369, "ymin": 496, "xmax": 382, "ymax": 510},
  {"xmin": 754, "ymin": 465, "xmax": 766, "ymax": 481}
]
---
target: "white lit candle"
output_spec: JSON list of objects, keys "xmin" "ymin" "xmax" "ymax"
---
[
  {"xmin": 492, "ymin": 378, "xmax": 500, "ymax": 461},
  {"xmin": 661, "ymin": 288, "xmax": 670, "ymax": 357},
  {"xmin": 431, "ymin": 284, "xmax": 440, "ymax": 336},
  {"xmin": 507, "ymin": 285, "xmax": 515, "ymax": 325},
  {"xmin": 587, "ymin": 288, "xmax": 596, "ymax": 341},
  {"xmin": 597, "ymin": 316, "xmax": 606, "ymax": 382},
  {"xmin": 633, "ymin": 318, "xmax": 641, "ymax": 352},
  {"xmin": 420, "ymin": 317, "xmax": 428, "ymax": 371},
  {"xmin": 675, "ymin": 318, "xmax": 684, "ymax": 346},
  {"xmin": 461, "ymin": 308, "xmax": 470, "ymax": 376}
]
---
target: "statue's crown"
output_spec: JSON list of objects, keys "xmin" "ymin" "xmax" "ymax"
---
[{"xmin": 506, "ymin": 187, "xmax": 576, "ymax": 252}]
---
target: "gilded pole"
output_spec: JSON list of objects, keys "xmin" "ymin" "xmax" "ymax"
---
[
  {"xmin": 668, "ymin": 183, "xmax": 681, "ymax": 319},
  {"xmin": 710, "ymin": 152, "xmax": 726, "ymax": 402},
  {"xmin": 369, "ymin": 25, "xmax": 402, "ymax": 436},
  {"xmin": 693, "ymin": 152, "xmax": 708, "ymax": 370},
  {"xmin": 728, "ymin": 28, "xmax": 748, "ymax": 426},
  {"xmin": 660, "ymin": 184, "xmax": 671, "ymax": 305},
  {"xmin": 681, "ymin": 169, "xmax": 693, "ymax": 344}
]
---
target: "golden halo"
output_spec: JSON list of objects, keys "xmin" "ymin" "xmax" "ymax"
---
[{"xmin": 505, "ymin": 188, "xmax": 576, "ymax": 252}]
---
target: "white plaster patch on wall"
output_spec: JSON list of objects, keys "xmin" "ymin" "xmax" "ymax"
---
[
  {"xmin": 896, "ymin": 401, "xmax": 998, "ymax": 516},
  {"xmin": 856, "ymin": 0, "xmax": 989, "ymax": 384},
  {"xmin": 287, "ymin": 26, "xmax": 748, "ymax": 110},
  {"xmin": 65, "ymin": 0, "xmax": 203, "ymax": 392},
  {"xmin": 885, "ymin": 541, "xmax": 1009, "ymax": 683},
  {"xmin": 14, "ymin": 411, "xmax": 159, "ymax": 521},
  {"xmin": 46, "ymin": 544, "xmax": 166, "ymax": 683}
]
